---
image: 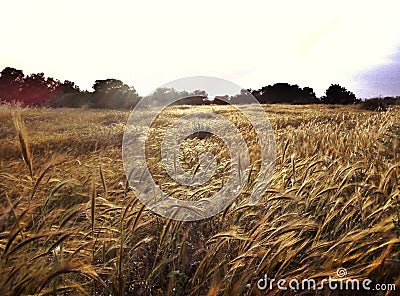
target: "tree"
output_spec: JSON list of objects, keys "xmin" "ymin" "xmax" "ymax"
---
[
  {"xmin": 1, "ymin": 67, "xmax": 145, "ymax": 108},
  {"xmin": 176, "ymin": 89, "xmax": 209, "ymax": 105},
  {"xmin": 252, "ymin": 83, "xmax": 318, "ymax": 104},
  {"xmin": 0, "ymin": 67, "xmax": 24, "ymax": 102},
  {"xmin": 143, "ymin": 87, "xmax": 190, "ymax": 107},
  {"xmin": 191, "ymin": 89, "xmax": 207, "ymax": 97},
  {"xmin": 20, "ymin": 73, "xmax": 61, "ymax": 105},
  {"xmin": 92, "ymin": 79, "xmax": 140, "ymax": 109},
  {"xmin": 56, "ymin": 80, "xmax": 80, "ymax": 94},
  {"xmin": 321, "ymin": 84, "xmax": 358, "ymax": 104},
  {"xmin": 48, "ymin": 81, "xmax": 87, "ymax": 108},
  {"xmin": 295, "ymin": 87, "xmax": 319, "ymax": 104},
  {"xmin": 0, "ymin": 69, "xmax": 64, "ymax": 106},
  {"xmin": 229, "ymin": 89, "xmax": 255, "ymax": 104}
]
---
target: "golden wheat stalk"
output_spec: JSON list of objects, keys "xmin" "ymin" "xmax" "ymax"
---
[{"xmin": 12, "ymin": 111, "xmax": 33, "ymax": 178}]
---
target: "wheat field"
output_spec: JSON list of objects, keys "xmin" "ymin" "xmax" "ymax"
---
[{"xmin": 0, "ymin": 104, "xmax": 399, "ymax": 295}]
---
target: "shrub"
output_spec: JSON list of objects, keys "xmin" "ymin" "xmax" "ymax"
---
[{"xmin": 361, "ymin": 98, "xmax": 388, "ymax": 111}]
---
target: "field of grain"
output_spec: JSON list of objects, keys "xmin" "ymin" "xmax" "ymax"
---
[{"xmin": 0, "ymin": 104, "xmax": 399, "ymax": 295}]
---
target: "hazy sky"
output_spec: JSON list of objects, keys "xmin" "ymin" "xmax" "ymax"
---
[{"xmin": 1, "ymin": 0, "xmax": 399, "ymax": 98}]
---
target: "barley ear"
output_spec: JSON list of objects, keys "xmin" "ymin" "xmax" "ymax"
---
[{"xmin": 12, "ymin": 111, "xmax": 33, "ymax": 178}]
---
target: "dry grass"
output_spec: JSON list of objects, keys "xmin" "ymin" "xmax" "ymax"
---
[{"xmin": 0, "ymin": 104, "xmax": 399, "ymax": 295}]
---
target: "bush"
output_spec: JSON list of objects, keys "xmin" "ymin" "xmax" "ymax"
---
[{"xmin": 360, "ymin": 98, "xmax": 388, "ymax": 111}]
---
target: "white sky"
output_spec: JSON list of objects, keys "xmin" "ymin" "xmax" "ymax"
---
[{"xmin": 1, "ymin": 0, "xmax": 400, "ymax": 98}]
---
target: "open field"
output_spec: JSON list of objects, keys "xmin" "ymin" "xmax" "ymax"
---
[{"xmin": 1, "ymin": 104, "xmax": 400, "ymax": 295}]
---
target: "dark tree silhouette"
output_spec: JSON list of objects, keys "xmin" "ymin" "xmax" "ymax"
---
[
  {"xmin": 56, "ymin": 80, "xmax": 80, "ymax": 94},
  {"xmin": 0, "ymin": 67, "xmax": 25, "ymax": 102},
  {"xmin": 252, "ymin": 83, "xmax": 318, "ymax": 104},
  {"xmin": 321, "ymin": 84, "xmax": 358, "ymax": 104},
  {"xmin": 92, "ymin": 79, "xmax": 140, "ymax": 109},
  {"xmin": 297, "ymin": 87, "xmax": 318, "ymax": 104},
  {"xmin": 49, "ymin": 81, "xmax": 87, "ymax": 108},
  {"xmin": 0, "ymin": 68, "xmax": 64, "ymax": 106},
  {"xmin": 20, "ymin": 73, "xmax": 61, "ymax": 105}
]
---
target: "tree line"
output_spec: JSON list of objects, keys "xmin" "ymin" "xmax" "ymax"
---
[
  {"xmin": 0, "ymin": 66, "xmax": 398, "ymax": 109},
  {"xmin": 0, "ymin": 67, "xmax": 140, "ymax": 109}
]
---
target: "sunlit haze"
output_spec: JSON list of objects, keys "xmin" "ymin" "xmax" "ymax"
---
[{"xmin": 1, "ymin": 0, "xmax": 400, "ymax": 98}]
